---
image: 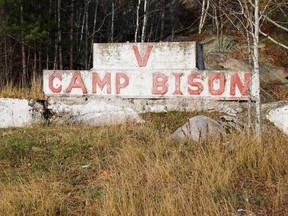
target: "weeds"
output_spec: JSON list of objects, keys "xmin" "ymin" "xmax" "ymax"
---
[
  {"xmin": 0, "ymin": 117, "xmax": 287, "ymax": 215},
  {"xmin": 0, "ymin": 81, "xmax": 45, "ymax": 99}
]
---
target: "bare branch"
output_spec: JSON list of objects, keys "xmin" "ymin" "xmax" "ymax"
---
[
  {"xmin": 260, "ymin": 29, "xmax": 288, "ymax": 49},
  {"xmin": 260, "ymin": 0, "xmax": 273, "ymax": 18},
  {"xmin": 261, "ymin": 13, "xmax": 288, "ymax": 32}
]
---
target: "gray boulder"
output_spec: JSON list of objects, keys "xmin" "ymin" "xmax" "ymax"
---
[{"xmin": 171, "ymin": 115, "xmax": 226, "ymax": 141}]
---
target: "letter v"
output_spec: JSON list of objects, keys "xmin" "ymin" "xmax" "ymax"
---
[{"xmin": 132, "ymin": 45, "xmax": 153, "ymax": 67}]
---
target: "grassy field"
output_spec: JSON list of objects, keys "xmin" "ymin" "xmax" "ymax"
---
[{"xmin": 0, "ymin": 112, "xmax": 287, "ymax": 216}]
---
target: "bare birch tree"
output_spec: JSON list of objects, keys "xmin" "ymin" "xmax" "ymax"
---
[
  {"xmin": 243, "ymin": 0, "xmax": 287, "ymax": 140},
  {"xmin": 90, "ymin": 0, "xmax": 99, "ymax": 66},
  {"xmin": 253, "ymin": 0, "xmax": 261, "ymax": 141},
  {"xmin": 135, "ymin": 0, "xmax": 141, "ymax": 42},
  {"xmin": 211, "ymin": 0, "xmax": 287, "ymax": 140},
  {"xmin": 198, "ymin": 0, "xmax": 210, "ymax": 34},
  {"xmin": 141, "ymin": 0, "xmax": 148, "ymax": 42}
]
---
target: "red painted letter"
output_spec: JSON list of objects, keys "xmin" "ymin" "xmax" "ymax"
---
[
  {"xmin": 49, "ymin": 73, "xmax": 62, "ymax": 93},
  {"xmin": 172, "ymin": 73, "xmax": 183, "ymax": 95},
  {"xmin": 132, "ymin": 45, "xmax": 153, "ymax": 67},
  {"xmin": 66, "ymin": 72, "xmax": 87, "ymax": 94},
  {"xmin": 92, "ymin": 72, "xmax": 111, "ymax": 94},
  {"xmin": 153, "ymin": 73, "xmax": 168, "ymax": 95},
  {"xmin": 188, "ymin": 73, "xmax": 203, "ymax": 95},
  {"xmin": 208, "ymin": 73, "xmax": 225, "ymax": 96},
  {"xmin": 116, "ymin": 73, "xmax": 129, "ymax": 94},
  {"xmin": 230, "ymin": 72, "xmax": 250, "ymax": 96}
]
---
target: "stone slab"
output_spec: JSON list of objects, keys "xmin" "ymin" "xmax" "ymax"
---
[{"xmin": 0, "ymin": 98, "xmax": 34, "ymax": 128}]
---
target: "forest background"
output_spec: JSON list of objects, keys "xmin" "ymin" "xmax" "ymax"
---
[{"xmin": 0, "ymin": 0, "xmax": 287, "ymax": 89}]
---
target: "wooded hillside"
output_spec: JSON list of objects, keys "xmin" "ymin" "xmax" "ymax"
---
[{"xmin": 0, "ymin": 0, "xmax": 287, "ymax": 88}]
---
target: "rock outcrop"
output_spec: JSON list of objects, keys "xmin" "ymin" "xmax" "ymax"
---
[{"xmin": 263, "ymin": 101, "xmax": 288, "ymax": 135}]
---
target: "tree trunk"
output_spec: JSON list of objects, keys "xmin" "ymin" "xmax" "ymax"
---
[
  {"xmin": 199, "ymin": 0, "xmax": 210, "ymax": 34},
  {"xmin": 135, "ymin": 0, "xmax": 141, "ymax": 42},
  {"xmin": 246, "ymin": 26, "xmax": 252, "ymax": 138},
  {"xmin": 33, "ymin": 45, "xmax": 37, "ymax": 83},
  {"xmin": 141, "ymin": 0, "xmax": 148, "ymax": 43},
  {"xmin": 20, "ymin": 4, "xmax": 27, "ymax": 87},
  {"xmin": 90, "ymin": 0, "xmax": 99, "ymax": 66},
  {"xmin": 4, "ymin": 36, "xmax": 8, "ymax": 85},
  {"xmin": 38, "ymin": 48, "xmax": 42, "ymax": 78},
  {"xmin": 160, "ymin": 0, "xmax": 166, "ymax": 41},
  {"xmin": 58, "ymin": 0, "xmax": 63, "ymax": 70},
  {"xmin": 253, "ymin": 0, "xmax": 261, "ymax": 141},
  {"xmin": 70, "ymin": 1, "xmax": 74, "ymax": 70},
  {"xmin": 53, "ymin": 6, "xmax": 58, "ymax": 70},
  {"xmin": 111, "ymin": 0, "xmax": 115, "ymax": 42},
  {"xmin": 78, "ymin": 7, "xmax": 85, "ymax": 53},
  {"xmin": 85, "ymin": 0, "xmax": 90, "ymax": 69}
]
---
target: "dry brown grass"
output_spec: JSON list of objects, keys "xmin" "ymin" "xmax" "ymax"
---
[
  {"xmin": 0, "ymin": 177, "xmax": 67, "ymax": 215},
  {"xmin": 0, "ymin": 81, "xmax": 45, "ymax": 99},
  {"xmin": 0, "ymin": 116, "xmax": 287, "ymax": 215}
]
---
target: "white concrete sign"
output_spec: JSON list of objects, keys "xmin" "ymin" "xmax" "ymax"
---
[
  {"xmin": 43, "ymin": 42, "xmax": 255, "ymax": 100},
  {"xmin": 93, "ymin": 42, "xmax": 197, "ymax": 70},
  {"xmin": 44, "ymin": 70, "xmax": 251, "ymax": 100}
]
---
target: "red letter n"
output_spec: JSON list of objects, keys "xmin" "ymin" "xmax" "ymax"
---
[{"xmin": 230, "ymin": 72, "xmax": 250, "ymax": 96}]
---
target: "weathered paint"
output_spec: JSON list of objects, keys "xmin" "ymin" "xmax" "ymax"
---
[
  {"xmin": 44, "ymin": 42, "xmax": 256, "ymax": 100},
  {"xmin": 48, "ymin": 96, "xmax": 245, "ymax": 115},
  {"xmin": 92, "ymin": 42, "xmax": 197, "ymax": 70},
  {"xmin": 132, "ymin": 44, "xmax": 153, "ymax": 67},
  {"xmin": 44, "ymin": 70, "xmax": 253, "ymax": 99},
  {"xmin": 0, "ymin": 98, "xmax": 34, "ymax": 128},
  {"xmin": 47, "ymin": 97, "xmax": 144, "ymax": 126}
]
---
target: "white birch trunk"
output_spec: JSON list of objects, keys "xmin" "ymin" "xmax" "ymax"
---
[
  {"xmin": 253, "ymin": 0, "xmax": 261, "ymax": 141},
  {"xmin": 135, "ymin": 0, "xmax": 141, "ymax": 42},
  {"xmin": 92, "ymin": 0, "xmax": 99, "ymax": 41},
  {"xmin": 141, "ymin": 0, "xmax": 148, "ymax": 43},
  {"xmin": 199, "ymin": 0, "xmax": 210, "ymax": 34},
  {"xmin": 90, "ymin": 0, "xmax": 99, "ymax": 66},
  {"xmin": 247, "ymin": 25, "xmax": 252, "ymax": 138},
  {"xmin": 78, "ymin": 10, "xmax": 86, "ymax": 53}
]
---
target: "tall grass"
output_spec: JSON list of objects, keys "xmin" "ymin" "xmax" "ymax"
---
[
  {"xmin": 0, "ymin": 115, "xmax": 287, "ymax": 215},
  {"xmin": 0, "ymin": 81, "xmax": 45, "ymax": 99}
]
